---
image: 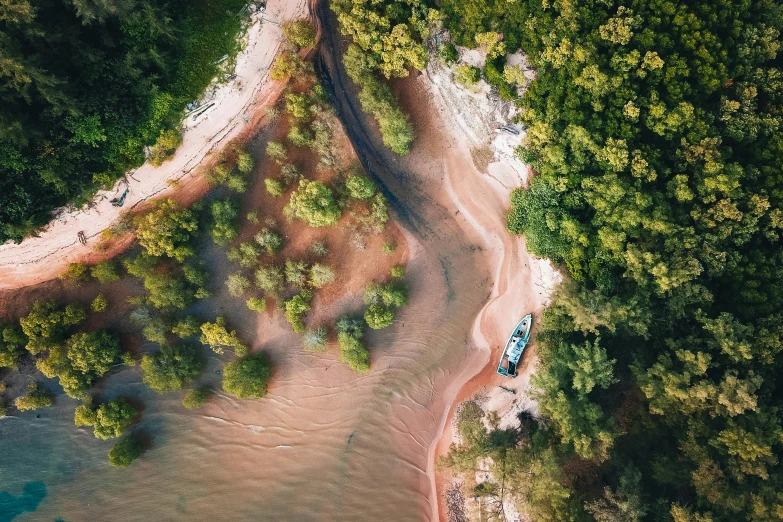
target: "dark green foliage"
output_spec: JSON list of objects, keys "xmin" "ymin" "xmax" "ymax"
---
[
  {"xmin": 109, "ymin": 436, "xmax": 143, "ymax": 468},
  {"xmin": 335, "ymin": 315, "xmax": 369, "ymax": 373},
  {"xmin": 438, "ymin": 42, "xmax": 459, "ymax": 65},
  {"xmin": 182, "ymin": 386, "xmax": 210, "ymax": 409},
  {"xmin": 141, "ymin": 344, "xmax": 203, "ymax": 392},
  {"xmin": 91, "ymin": 260, "xmax": 121, "ymax": 284},
  {"xmin": 0, "ymin": 323, "xmax": 27, "ymax": 369},
  {"xmin": 0, "ymin": 0, "xmax": 248, "ymax": 243},
  {"xmin": 447, "ymin": 0, "xmax": 783, "ymax": 518},
  {"xmin": 222, "ymin": 352, "xmax": 271, "ymax": 399}
]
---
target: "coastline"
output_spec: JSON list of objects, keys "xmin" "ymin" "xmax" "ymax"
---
[{"xmin": 0, "ymin": 0, "xmax": 309, "ymax": 290}]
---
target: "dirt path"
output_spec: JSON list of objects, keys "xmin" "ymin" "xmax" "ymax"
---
[
  {"xmin": 0, "ymin": 0, "xmax": 309, "ymax": 290},
  {"xmin": 315, "ymin": 6, "xmax": 557, "ymax": 520}
]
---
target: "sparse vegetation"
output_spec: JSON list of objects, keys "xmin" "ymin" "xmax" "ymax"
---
[
  {"xmin": 226, "ymin": 272, "xmax": 251, "ymax": 297},
  {"xmin": 254, "ymin": 229, "xmax": 283, "ymax": 254},
  {"xmin": 91, "ymin": 294, "xmax": 109, "ymax": 312},
  {"xmin": 302, "ymin": 327, "xmax": 328, "ymax": 352}
]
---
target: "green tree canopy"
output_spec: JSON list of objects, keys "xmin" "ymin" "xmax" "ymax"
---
[
  {"xmin": 141, "ymin": 344, "xmax": 203, "ymax": 392},
  {"xmin": 222, "ymin": 352, "xmax": 271, "ymax": 399}
]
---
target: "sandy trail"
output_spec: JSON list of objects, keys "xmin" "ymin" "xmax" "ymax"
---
[{"xmin": 0, "ymin": 0, "xmax": 309, "ymax": 290}]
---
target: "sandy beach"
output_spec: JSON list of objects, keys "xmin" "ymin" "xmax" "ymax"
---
[{"xmin": 0, "ymin": 0, "xmax": 309, "ymax": 290}]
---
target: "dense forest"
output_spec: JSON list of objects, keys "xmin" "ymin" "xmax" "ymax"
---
[
  {"xmin": 442, "ymin": 0, "xmax": 783, "ymax": 520},
  {"xmin": 0, "ymin": 0, "xmax": 247, "ymax": 242}
]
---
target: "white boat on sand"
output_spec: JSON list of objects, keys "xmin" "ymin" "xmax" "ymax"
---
[{"xmin": 496, "ymin": 314, "xmax": 533, "ymax": 378}]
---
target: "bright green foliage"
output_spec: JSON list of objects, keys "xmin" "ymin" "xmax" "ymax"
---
[
  {"xmin": 264, "ymin": 178, "xmax": 285, "ymax": 197},
  {"xmin": 330, "ymin": 0, "xmax": 433, "ymax": 79},
  {"xmin": 134, "ymin": 199, "xmax": 198, "ymax": 262},
  {"xmin": 20, "ymin": 300, "xmax": 86, "ymax": 355},
  {"xmin": 0, "ymin": 323, "xmax": 26, "ymax": 369},
  {"xmin": 390, "ymin": 265, "xmax": 405, "ymax": 279},
  {"xmin": 75, "ymin": 399, "xmax": 137, "ymax": 439},
  {"xmin": 270, "ymin": 51, "xmax": 308, "ymax": 80},
  {"xmin": 302, "ymin": 327, "xmax": 328, "ymax": 352},
  {"xmin": 209, "ymin": 198, "xmax": 240, "ymax": 245},
  {"xmin": 255, "ymin": 265, "xmax": 285, "ymax": 296},
  {"xmin": 91, "ymin": 294, "xmax": 108, "ymax": 312},
  {"xmin": 342, "ymin": 44, "xmax": 414, "ymax": 154},
  {"xmin": 142, "ymin": 344, "xmax": 203, "ymax": 392},
  {"xmin": 364, "ymin": 304, "xmax": 394, "ymax": 330},
  {"xmin": 346, "ymin": 174, "xmax": 376, "ymax": 200},
  {"xmin": 246, "ymin": 211, "xmax": 259, "ymax": 225},
  {"xmin": 37, "ymin": 330, "xmax": 120, "ymax": 398},
  {"xmin": 287, "ymin": 125, "xmax": 314, "ymax": 148},
  {"xmin": 226, "ymin": 272, "xmax": 251, "ymax": 297},
  {"xmin": 265, "ymin": 141, "xmax": 287, "ymax": 163},
  {"xmin": 121, "ymin": 352, "xmax": 137, "ymax": 366},
  {"xmin": 453, "ymin": 64, "xmax": 481, "ymax": 88},
  {"xmin": 237, "ymin": 152, "xmax": 254, "ymax": 174},
  {"xmin": 171, "ymin": 315, "xmax": 201, "ymax": 338},
  {"xmin": 284, "ymin": 93, "xmax": 311, "ymax": 120},
  {"xmin": 15, "ymin": 383, "xmax": 54, "ymax": 411},
  {"xmin": 283, "ymin": 19, "xmax": 316, "ymax": 49},
  {"xmin": 0, "ymin": 0, "xmax": 248, "ymax": 244},
  {"xmin": 309, "ymin": 263, "xmax": 335, "ymax": 288},
  {"xmin": 109, "ymin": 436, "xmax": 143, "ymax": 468},
  {"xmin": 200, "ymin": 317, "xmax": 248, "ymax": 356},
  {"xmin": 246, "ymin": 297, "xmax": 267, "ymax": 313},
  {"xmin": 336, "ymin": 315, "xmax": 369, "ymax": 373},
  {"xmin": 474, "ymin": 31, "xmax": 505, "ymax": 58},
  {"xmin": 285, "ymin": 260, "xmax": 309, "ymax": 288},
  {"xmin": 222, "ymin": 353, "xmax": 271, "ymax": 399},
  {"xmin": 182, "ymin": 387, "xmax": 210, "ymax": 409},
  {"xmin": 59, "ymin": 263, "xmax": 89, "ymax": 287},
  {"xmin": 148, "ymin": 129, "xmax": 182, "ymax": 166},
  {"xmin": 91, "ymin": 260, "xmax": 121, "ymax": 284},
  {"xmin": 286, "ymin": 180, "xmax": 341, "ymax": 227},
  {"xmin": 254, "ymin": 228, "xmax": 283, "ymax": 254},
  {"xmin": 284, "ymin": 290, "xmax": 312, "ymax": 333},
  {"xmin": 382, "ymin": 242, "xmax": 396, "ymax": 254}
]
